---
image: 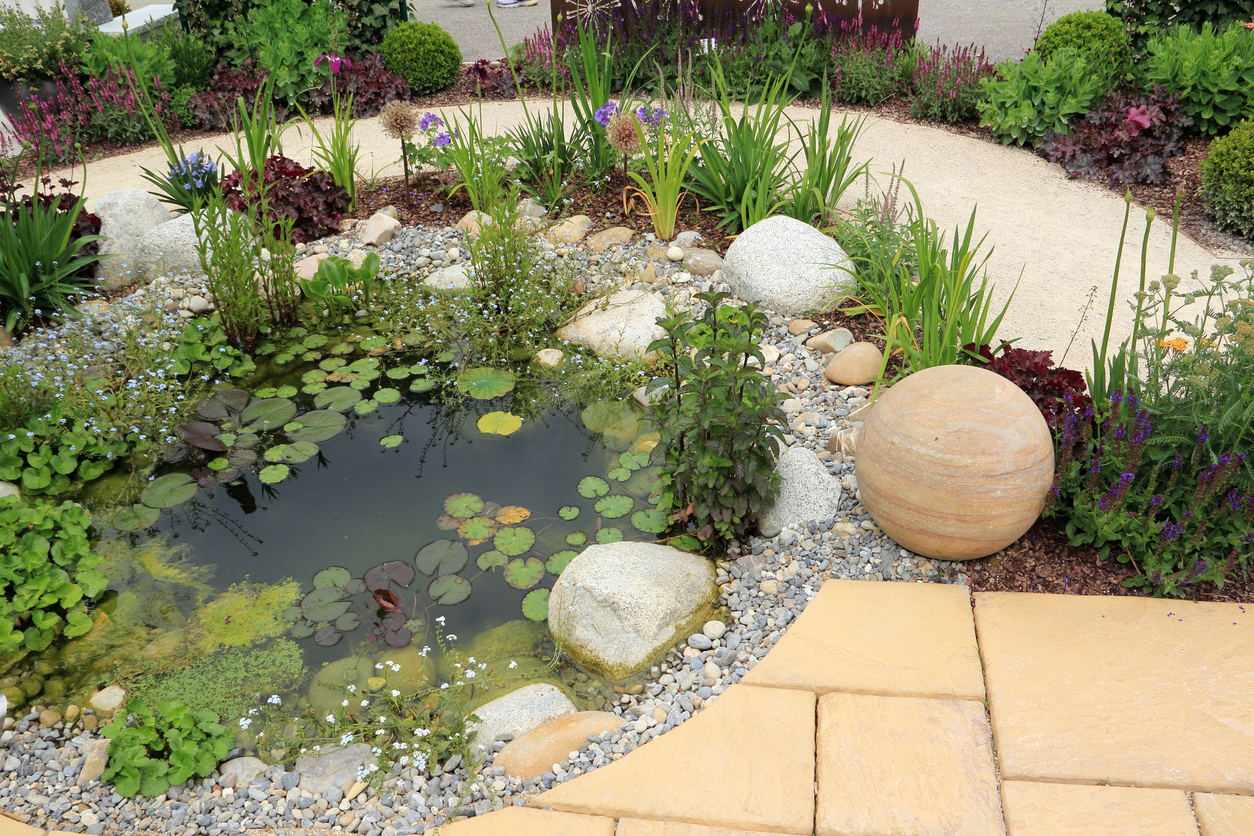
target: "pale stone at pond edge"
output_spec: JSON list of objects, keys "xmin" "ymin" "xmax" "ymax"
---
[
  {"xmin": 89, "ymin": 685, "xmax": 126, "ymax": 714},
  {"xmin": 295, "ymin": 253, "xmax": 328, "ymax": 281},
  {"xmin": 823, "ymin": 342, "xmax": 882, "ymax": 385},
  {"xmin": 425, "ymin": 263, "xmax": 473, "ymax": 291},
  {"xmin": 548, "ymin": 542, "xmax": 716, "ymax": 679},
  {"xmin": 1195, "ymin": 792, "xmax": 1254, "ymax": 836},
  {"xmin": 702, "ymin": 621, "xmax": 726, "ymax": 640},
  {"xmin": 457, "ymin": 211, "xmax": 490, "ymax": 237},
  {"xmin": 93, "ymin": 189, "xmax": 173, "ymax": 288},
  {"xmin": 856, "ymin": 364, "xmax": 1053, "ymax": 560},
  {"xmin": 0, "ymin": 481, "xmax": 18, "ymax": 500},
  {"xmin": 356, "ymin": 212, "xmax": 401, "ymax": 246},
  {"xmin": 666, "ymin": 245, "xmax": 684, "ymax": 262},
  {"xmin": 760, "ymin": 343, "xmax": 780, "ymax": 365},
  {"xmin": 1001, "ymin": 782, "xmax": 1198, "ymax": 836},
  {"xmin": 296, "ymin": 743, "xmax": 377, "ymax": 795},
  {"xmin": 535, "ymin": 348, "xmax": 564, "ymax": 367},
  {"xmin": 684, "ymin": 249, "xmax": 723, "ymax": 276},
  {"xmin": 722, "ymin": 215, "xmax": 855, "ymax": 314},
  {"xmin": 133, "ymin": 214, "xmax": 205, "ymax": 284},
  {"xmin": 556, "ymin": 291, "xmax": 667, "ymax": 363},
  {"xmin": 806, "ymin": 327, "xmax": 854, "ymax": 354},
  {"xmin": 77, "ymin": 738, "xmax": 109, "ymax": 786},
  {"xmin": 587, "ymin": 227, "xmax": 634, "ymax": 252},
  {"xmin": 468, "ymin": 684, "xmax": 576, "ymax": 757},
  {"xmin": 758, "ymin": 447, "xmax": 842, "ymax": 539},
  {"xmin": 494, "ymin": 711, "xmax": 623, "ymax": 780},
  {"xmin": 219, "ymin": 756, "xmax": 268, "ymax": 785},
  {"xmin": 546, "ymin": 215, "xmax": 593, "ymax": 245},
  {"xmin": 518, "ymin": 197, "xmax": 548, "ymax": 219},
  {"xmin": 672, "ymin": 231, "xmax": 702, "ymax": 249},
  {"xmin": 787, "ymin": 318, "xmax": 817, "ymax": 336}
]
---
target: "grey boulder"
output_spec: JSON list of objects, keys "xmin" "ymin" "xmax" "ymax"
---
[
  {"xmin": 468, "ymin": 683, "xmax": 576, "ymax": 757},
  {"xmin": 555, "ymin": 290, "xmax": 667, "ymax": 362},
  {"xmin": 759, "ymin": 446, "xmax": 844, "ymax": 538},
  {"xmin": 722, "ymin": 215, "xmax": 855, "ymax": 315},
  {"xmin": 296, "ymin": 743, "xmax": 377, "ymax": 795},
  {"xmin": 93, "ymin": 189, "xmax": 173, "ymax": 288},
  {"xmin": 132, "ymin": 213, "xmax": 206, "ymax": 283}
]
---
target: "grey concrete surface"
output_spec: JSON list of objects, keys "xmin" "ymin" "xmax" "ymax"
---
[{"xmin": 916, "ymin": 0, "xmax": 1104, "ymax": 63}]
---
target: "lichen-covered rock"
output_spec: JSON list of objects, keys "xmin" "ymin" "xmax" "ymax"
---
[
  {"xmin": 759, "ymin": 447, "xmax": 843, "ymax": 538},
  {"xmin": 722, "ymin": 215, "xmax": 855, "ymax": 314},
  {"xmin": 93, "ymin": 189, "xmax": 172, "ymax": 288},
  {"xmin": 856, "ymin": 364, "xmax": 1054, "ymax": 560},
  {"xmin": 556, "ymin": 291, "xmax": 667, "ymax": 362}
]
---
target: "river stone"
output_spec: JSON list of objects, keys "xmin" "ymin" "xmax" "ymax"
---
[
  {"xmin": 296, "ymin": 253, "xmax": 329, "ymax": 281},
  {"xmin": 759, "ymin": 447, "xmax": 843, "ymax": 538},
  {"xmin": 356, "ymin": 212, "xmax": 400, "ymax": 246},
  {"xmin": 77, "ymin": 738, "xmax": 110, "ymax": 786},
  {"xmin": 683, "ymin": 248, "xmax": 723, "ymax": 276},
  {"xmin": 857, "ymin": 364, "xmax": 1054, "ymax": 560},
  {"xmin": 546, "ymin": 215, "xmax": 593, "ymax": 245},
  {"xmin": 722, "ymin": 215, "xmax": 855, "ymax": 314},
  {"xmin": 374, "ymin": 646, "xmax": 434, "ymax": 695},
  {"xmin": 89, "ymin": 685, "xmax": 126, "ymax": 715},
  {"xmin": 219, "ymin": 756, "xmax": 268, "ymax": 785},
  {"xmin": 296, "ymin": 743, "xmax": 377, "ymax": 795},
  {"xmin": 309, "ymin": 656, "xmax": 376, "ymax": 716},
  {"xmin": 586, "ymin": 226, "xmax": 634, "ymax": 252},
  {"xmin": 494, "ymin": 711, "xmax": 624, "ymax": 780},
  {"xmin": 468, "ymin": 684, "xmax": 576, "ymax": 757},
  {"xmin": 93, "ymin": 189, "xmax": 173, "ymax": 288},
  {"xmin": 425, "ymin": 263, "xmax": 473, "ymax": 291},
  {"xmin": 548, "ymin": 542, "xmax": 717, "ymax": 679},
  {"xmin": 457, "ymin": 210, "xmax": 490, "ymax": 237},
  {"xmin": 535, "ymin": 348, "xmax": 564, "ymax": 367},
  {"xmin": 806, "ymin": 327, "xmax": 855, "ymax": 355},
  {"xmin": 0, "ymin": 481, "xmax": 18, "ymax": 500},
  {"xmin": 556, "ymin": 290, "xmax": 667, "ymax": 363},
  {"xmin": 464, "ymin": 620, "xmax": 545, "ymax": 664},
  {"xmin": 133, "ymin": 213, "xmax": 206, "ymax": 283},
  {"xmin": 824, "ymin": 341, "xmax": 884, "ymax": 385}
]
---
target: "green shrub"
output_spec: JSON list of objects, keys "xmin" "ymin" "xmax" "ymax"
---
[
  {"xmin": 1106, "ymin": 0, "xmax": 1254, "ymax": 49},
  {"xmin": 1141, "ymin": 22, "xmax": 1254, "ymax": 136},
  {"xmin": 103, "ymin": 698, "xmax": 233, "ymax": 797},
  {"xmin": 978, "ymin": 48, "xmax": 1106, "ymax": 146},
  {"xmin": 1035, "ymin": 10, "xmax": 1131, "ymax": 72},
  {"xmin": 0, "ymin": 6, "xmax": 97, "ymax": 83},
  {"xmin": 1201, "ymin": 118, "xmax": 1254, "ymax": 239},
  {"xmin": 155, "ymin": 28, "xmax": 215, "ymax": 90},
  {"xmin": 170, "ymin": 84, "xmax": 198, "ymax": 129},
  {"xmin": 0, "ymin": 496, "xmax": 108, "ymax": 655},
  {"xmin": 380, "ymin": 21, "xmax": 461, "ymax": 96},
  {"xmin": 234, "ymin": 0, "xmax": 347, "ymax": 107},
  {"xmin": 80, "ymin": 30, "xmax": 177, "ymax": 93}
]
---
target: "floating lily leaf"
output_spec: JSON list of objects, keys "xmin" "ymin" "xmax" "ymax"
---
[
  {"xmin": 283, "ymin": 607, "xmax": 303, "ymax": 621},
  {"xmin": 558, "ymin": 505, "xmax": 580, "ymax": 520},
  {"xmin": 373, "ymin": 588, "xmax": 401, "ymax": 611},
  {"xmin": 302, "ymin": 351, "xmax": 322, "ymax": 362},
  {"xmin": 314, "ymin": 626, "xmax": 343, "ymax": 646},
  {"xmin": 456, "ymin": 367, "xmax": 516, "ymax": 400},
  {"xmin": 494, "ymin": 526, "xmax": 535, "ymax": 556},
  {"xmin": 578, "ymin": 477, "xmax": 609, "ymax": 499},
  {"xmin": 566, "ymin": 532, "xmax": 586, "ymax": 546},
  {"xmin": 444, "ymin": 492, "xmax": 484, "ymax": 519},
  {"xmin": 241, "ymin": 398, "xmax": 297, "ymax": 430},
  {"xmin": 306, "ymin": 601, "xmax": 352, "ymax": 623},
  {"xmin": 290, "ymin": 327, "xmax": 309, "ymax": 338},
  {"xmin": 207, "ymin": 457, "xmax": 230, "ymax": 471},
  {"xmin": 415, "ymin": 539, "xmax": 469, "ymax": 576},
  {"xmin": 349, "ymin": 357, "xmax": 380, "ymax": 372},
  {"xmin": 409, "ymin": 379, "xmax": 436, "ymax": 393},
  {"xmin": 290, "ymin": 620, "xmax": 317, "ymax": 639},
  {"xmin": 303, "ymin": 382, "xmax": 327, "ymax": 396},
  {"xmin": 631, "ymin": 509, "xmax": 668, "ymax": 534},
  {"xmin": 330, "ymin": 341, "xmax": 355, "ymax": 355},
  {"xmin": 254, "ymin": 387, "xmax": 278, "ymax": 398},
  {"xmin": 477, "ymin": 411, "xmax": 522, "ymax": 436},
  {"xmin": 264, "ymin": 444, "xmax": 290, "ymax": 463},
  {"xmin": 283, "ymin": 421, "xmax": 304, "ymax": 433},
  {"xmin": 581, "ymin": 401, "xmax": 633, "ymax": 433},
  {"xmin": 276, "ymin": 385, "xmax": 298, "ymax": 398},
  {"xmin": 218, "ymin": 468, "xmax": 241, "ymax": 482},
  {"xmin": 304, "ymin": 334, "xmax": 328, "ymax": 349},
  {"xmin": 195, "ymin": 388, "xmax": 250, "ymax": 421},
  {"xmin": 273, "ymin": 352, "xmax": 294, "ymax": 365},
  {"xmin": 595, "ymin": 495, "xmax": 634, "ymax": 519},
  {"xmin": 521, "ymin": 588, "xmax": 550, "ymax": 621},
  {"xmin": 380, "ymin": 435, "xmax": 403, "ymax": 448},
  {"xmin": 113, "ymin": 504, "xmax": 160, "ymax": 532},
  {"xmin": 435, "ymin": 514, "xmax": 461, "ymax": 531},
  {"xmin": 621, "ymin": 451, "xmax": 650, "ymax": 470},
  {"xmin": 428, "ymin": 575, "xmax": 471, "ymax": 605},
  {"xmin": 335, "ymin": 612, "xmax": 360, "ymax": 631},
  {"xmin": 596, "ymin": 527, "xmax": 624, "ymax": 544},
  {"xmin": 365, "ymin": 561, "xmax": 416, "ymax": 591},
  {"xmin": 178, "ymin": 421, "xmax": 228, "ymax": 452},
  {"xmin": 495, "ymin": 506, "xmax": 530, "ymax": 525},
  {"xmin": 141, "ymin": 473, "xmax": 198, "ymax": 509},
  {"xmin": 302, "ymin": 370, "xmax": 327, "ymax": 385},
  {"xmin": 302, "ymin": 587, "xmax": 346, "ymax": 608},
  {"xmin": 235, "ymin": 433, "xmax": 261, "ymax": 449},
  {"xmin": 350, "ymin": 378, "xmax": 372, "ymax": 392},
  {"xmin": 320, "ymin": 357, "xmax": 346, "ymax": 371},
  {"xmin": 360, "ymin": 336, "xmax": 387, "ymax": 351},
  {"xmin": 353, "ymin": 398, "xmax": 377, "ymax": 414},
  {"xmin": 476, "ymin": 550, "xmax": 508, "ymax": 571},
  {"xmin": 383, "ymin": 627, "xmax": 412, "ymax": 647},
  {"xmin": 545, "ymin": 550, "xmax": 578, "ymax": 574},
  {"xmin": 374, "ymin": 387, "xmax": 401, "ymax": 405},
  {"xmin": 436, "ymin": 350, "xmax": 455, "ymax": 363},
  {"xmin": 288, "ymin": 410, "xmax": 347, "ymax": 443},
  {"xmin": 345, "ymin": 579, "xmax": 367, "ymax": 595},
  {"xmin": 315, "ymin": 387, "xmax": 362, "ymax": 412},
  {"xmin": 259, "ymin": 464, "xmax": 290, "ymax": 484},
  {"xmin": 504, "ymin": 557, "xmax": 545, "ymax": 589},
  {"xmin": 285, "ymin": 441, "xmax": 320, "ymax": 462},
  {"xmin": 386, "ymin": 367, "xmax": 410, "ymax": 380},
  {"xmin": 217, "ymin": 432, "xmax": 237, "ymax": 446},
  {"xmin": 607, "ymin": 466, "xmax": 631, "ymax": 482},
  {"xmin": 457, "ymin": 516, "xmax": 497, "ymax": 541},
  {"xmin": 192, "ymin": 469, "xmax": 218, "ymax": 488},
  {"xmin": 313, "ymin": 567, "xmax": 352, "ymax": 589}
]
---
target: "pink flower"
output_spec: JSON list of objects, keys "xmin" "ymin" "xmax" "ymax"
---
[
  {"xmin": 316, "ymin": 54, "xmax": 352, "ymax": 74},
  {"xmin": 1126, "ymin": 105, "xmax": 1152, "ymax": 133}
]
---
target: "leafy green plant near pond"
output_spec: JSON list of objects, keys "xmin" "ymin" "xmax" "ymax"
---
[
  {"xmin": 303, "ymin": 252, "xmax": 382, "ymax": 324},
  {"xmin": 979, "ymin": 47, "xmax": 1107, "ymax": 147},
  {"xmin": 0, "ymin": 6, "xmax": 96, "ymax": 82},
  {"xmin": 103, "ymin": 698, "xmax": 233, "ymax": 797},
  {"xmin": 1140, "ymin": 22, "xmax": 1254, "ymax": 137},
  {"xmin": 1200, "ymin": 117, "xmax": 1254, "ymax": 241},
  {"xmin": 648, "ymin": 292, "xmax": 786, "ymax": 547},
  {"xmin": 0, "ymin": 496, "xmax": 107, "ymax": 654},
  {"xmin": 233, "ymin": 0, "xmax": 346, "ymax": 107}
]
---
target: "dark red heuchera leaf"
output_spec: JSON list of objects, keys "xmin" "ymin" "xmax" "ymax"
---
[
  {"xmin": 222, "ymin": 155, "xmax": 347, "ymax": 243},
  {"xmin": 965, "ymin": 342, "xmax": 1093, "ymax": 435},
  {"xmin": 308, "ymin": 51, "xmax": 410, "ymax": 117},
  {"xmin": 187, "ymin": 59, "xmax": 270, "ymax": 132}
]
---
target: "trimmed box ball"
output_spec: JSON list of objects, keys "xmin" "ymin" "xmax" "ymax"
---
[
  {"xmin": 856, "ymin": 364, "xmax": 1054, "ymax": 561},
  {"xmin": 380, "ymin": 21, "xmax": 462, "ymax": 97}
]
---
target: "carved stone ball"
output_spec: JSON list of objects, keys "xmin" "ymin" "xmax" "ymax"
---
[{"xmin": 856, "ymin": 364, "xmax": 1054, "ymax": 561}]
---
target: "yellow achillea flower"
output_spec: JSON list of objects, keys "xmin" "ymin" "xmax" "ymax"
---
[{"xmin": 1158, "ymin": 337, "xmax": 1189, "ymax": 351}]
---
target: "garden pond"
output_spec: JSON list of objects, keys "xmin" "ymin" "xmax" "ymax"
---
[{"xmin": 0, "ymin": 333, "xmax": 669, "ymax": 741}]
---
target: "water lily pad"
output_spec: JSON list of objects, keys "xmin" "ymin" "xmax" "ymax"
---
[
  {"xmin": 141, "ymin": 473, "xmax": 198, "ymax": 509},
  {"xmin": 545, "ymin": 550, "xmax": 578, "ymax": 574},
  {"xmin": 631, "ymin": 509, "xmax": 668, "ymax": 534},
  {"xmin": 283, "ymin": 421, "xmax": 304, "ymax": 433},
  {"xmin": 503, "ymin": 557, "xmax": 544, "ymax": 589},
  {"xmin": 283, "ymin": 607, "xmax": 303, "ymax": 621},
  {"xmin": 306, "ymin": 601, "xmax": 352, "ymax": 623},
  {"xmin": 303, "ymin": 382, "xmax": 327, "ymax": 396},
  {"xmin": 476, "ymin": 550, "xmax": 508, "ymax": 571},
  {"xmin": 273, "ymin": 352, "xmax": 294, "ymax": 365},
  {"xmin": 241, "ymin": 398, "xmax": 298, "ymax": 430},
  {"xmin": 235, "ymin": 433, "xmax": 261, "ymax": 449},
  {"xmin": 437, "ymin": 350, "xmax": 455, "ymax": 363},
  {"xmin": 259, "ymin": 464, "xmax": 290, "ymax": 484},
  {"xmin": 360, "ymin": 336, "xmax": 387, "ymax": 351},
  {"xmin": 595, "ymin": 495, "xmax": 634, "ymax": 518},
  {"xmin": 457, "ymin": 516, "xmax": 497, "ymax": 541},
  {"xmin": 113, "ymin": 503, "xmax": 160, "ymax": 532},
  {"xmin": 178, "ymin": 421, "xmax": 228, "ymax": 452},
  {"xmin": 195, "ymin": 388, "xmax": 250, "ymax": 421},
  {"xmin": 409, "ymin": 379, "xmax": 436, "ymax": 393},
  {"xmin": 301, "ymin": 587, "xmax": 346, "ymax": 608},
  {"xmin": 254, "ymin": 386, "xmax": 278, "ymax": 398},
  {"xmin": 428, "ymin": 575, "xmax": 471, "ymax": 605},
  {"xmin": 558, "ymin": 505, "xmax": 580, "ymax": 520},
  {"xmin": 444, "ymin": 492, "xmax": 484, "ymax": 519},
  {"xmin": 302, "ymin": 370, "xmax": 327, "ymax": 385},
  {"xmin": 314, "ymin": 626, "xmax": 343, "ymax": 646},
  {"xmin": 314, "ymin": 387, "xmax": 362, "ymax": 412},
  {"xmin": 494, "ymin": 526, "xmax": 535, "ymax": 556},
  {"xmin": 313, "ymin": 567, "xmax": 352, "ymax": 589},
  {"xmin": 330, "ymin": 341, "xmax": 355, "ymax": 355},
  {"xmin": 353, "ymin": 398, "xmax": 377, "ymax": 414},
  {"xmin": 304, "ymin": 334, "xmax": 328, "ymax": 349},
  {"xmin": 495, "ymin": 506, "xmax": 530, "ymax": 525},
  {"xmin": 275, "ymin": 385, "xmax": 298, "ymax": 398},
  {"xmin": 383, "ymin": 627, "xmax": 413, "ymax": 647},
  {"xmin": 578, "ymin": 476, "xmax": 609, "ymax": 499},
  {"xmin": 477, "ymin": 411, "xmax": 523, "ymax": 436},
  {"xmin": 264, "ymin": 445, "xmax": 290, "ymax": 463},
  {"xmin": 349, "ymin": 357, "xmax": 380, "ymax": 372},
  {"xmin": 380, "ymin": 435, "xmax": 403, "ymax": 448},
  {"xmin": 287, "ymin": 410, "xmax": 347, "ymax": 443},
  {"xmin": 521, "ymin": 588, "xmax": 550, "ymax": 621},
  {"xmin": 335, "ymin": 612, "xmax": 360, "ymax": 631},
  {"xmin": 290, "ymin": 620, "xmax": 316, "ymax": 639},
  {"xmin": 566, "ymin": 532, "xmax": 586, "ymax": 546},
  {"xmin": 365, "ymin": 560, "xmax": 416, "ymax": 590},
  {"xmin": 207, "ymin": 457, "xmax": 230, "ymax": 471},
  {"xmin": 350, "ymin": 378, "xmax": 373, "ymax": 391},
  {"xmin": 596, "ymin": 527, "xmax": 623, "ymax": 544},
  {"xmin": 608, "ymin": 466, "xmax": 631, "ymax": 482},
  {"xmin": 386, "ymin": 367, "xmax": 410, "ymax": 380},
  {"xmin": 415, "ymin": 539, "xmax": 469, "ymax": 576},
  {"xmin": 320, "ymin": 357, "xmax": 346, "ymax": 371},
  {"xmin": 581, "ymin": 401, "xmax": 633, "ymax": 433},
  {"xmin": 375, "ymin": 387, "xmax": 401, "ymax": 404},
  {"xmin": 435, "ymin": 514, "xmax": 461, "ymax": 531},
  {"xmin": 456, "ymin": 367, "xmax": 516, "ymax": 400}
]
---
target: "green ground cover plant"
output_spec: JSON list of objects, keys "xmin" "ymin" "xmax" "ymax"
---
[
  {"xmin": 103, "ymin": 698, "xmax": 233, "ymax": 797},
  {"xmin": 1139, "ymin": 22, "xmax": 1254, "ymax": 136}
]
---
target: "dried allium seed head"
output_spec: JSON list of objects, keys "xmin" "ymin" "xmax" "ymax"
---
[
  {"xmin": 379, "ymin": 101, "xmax": 419, "ymax": 141},
  {"xmin": 607, "ymin": 113, "xmax": 641, "ymax": 155}
]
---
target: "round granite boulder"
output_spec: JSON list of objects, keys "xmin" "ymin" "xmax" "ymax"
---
[{"xmin": 856, "ymin": 364, "xmax": 1054, "ymax": 560}]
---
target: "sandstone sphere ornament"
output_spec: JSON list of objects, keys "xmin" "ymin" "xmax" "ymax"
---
[{"xmin": 856, "ymin": 365, "xmax": 1054, "ymax": 560}]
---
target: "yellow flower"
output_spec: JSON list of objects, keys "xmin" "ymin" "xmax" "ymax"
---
[{"xmin": 1158, "ymin": 337, "xmax": 1188, "ymax": 351}]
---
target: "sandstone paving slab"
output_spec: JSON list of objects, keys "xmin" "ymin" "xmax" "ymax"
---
[
  {"xmin": 432, "ymin": 806, "xmax": 615, "ymax": 836},
  {"xmin": 0, "ymin": 816, "xmax": 43, "ymax": 836},
  {"xmin": 531, "ymin": 685, "xmax": 815, "ymax": 834},
  {"xmin": 816, "ymin": 692, "xmax": 1004, "ymax": 836},
  {"xmin": 1195, "ymin": 793, "xmax": 1254, "ymax": 836},
  {"xmin": 742, "ymin": 579, "xmax": 985, "ymax": 701},
  {"xmin": 974, "ymin": 592, "xmax": 1254, "ymax": 792},
  {"xmin": 1000, "ymin": 781, "xmax": 1197, "ymax": 836},
  {"xmin": 618, "ymin": 820, "xmax": 794, "ymax": 836}
]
